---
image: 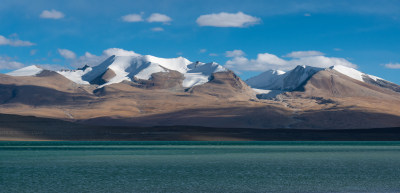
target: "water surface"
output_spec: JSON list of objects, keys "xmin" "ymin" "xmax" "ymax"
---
[{"xmin": 1, "ymin": 141, "xmax": 400, "ymax": 192}]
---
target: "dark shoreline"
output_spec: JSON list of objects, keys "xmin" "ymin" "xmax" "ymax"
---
[{"xmin": 1, "ymin": 113, "xmax": 400, "ymax": 141}]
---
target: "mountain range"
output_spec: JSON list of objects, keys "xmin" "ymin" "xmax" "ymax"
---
[{"xmin": 1, "ymin": 53, "xmax": 400, "ymax": 140}]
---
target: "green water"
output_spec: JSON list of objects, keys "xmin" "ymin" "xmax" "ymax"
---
[{"xmin": 1, "ymin": 142, "xmax": 400, "ymax": 193}]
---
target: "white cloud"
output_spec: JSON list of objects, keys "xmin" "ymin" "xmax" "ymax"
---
[
  {"xmin": 40, "ymin": 9, "xmax": 65, "ymax": 19},
  {"xmin": 122, "ymin": 14, "xmax": 143, "ymax": 22},
  {"xmin": 224, "ymin": 50, "xmax": 357, "ymax": 72},
  {"xmin": 147, "ymin": 13, "xmax": 172, "ymax": 23},
  {"xmin": 304, "ymin": 13, "xmax": 311, "ymax": 17},
  {"xmin": 199, "ymin": 49, "xmax": 207, "ymax": 53},
  {"xmin": 225, "ymin": 50, "xmax": 245, "ymax": 57},
  {"xmin": 384, "ymin": 63, "xmax": 400, "ymax": 69},
  {"xmin": 103, "ymin": 48, "xmax": 139, "ymax": 57},
  {"xmin": 72, "ymin": 52, "xmax": 104, "ymax": 68},
  {"xmin": 151, "ymin": 27, "xmax": 164, "ymax": 31},
  {"xmin": 284, "ymin": 50, "xmax": 324, "ymax": 58},
  {"xmin": 196, "ymin": 12, "xmax": 260, "ymax": 27},
  {"xmin": 35, "ymin": 64, "xmax": 66, "ymax": 71},
  {"xmin": 58, "ymin": 49, "xmax": 76, "ymax": 59},
  {"xmin": 70, "ymin": 48, "xmax": 140, "ymax": 68},
  {"xmin": 333, "ymin": 48, "xmax": 342, "ymax": 51},
  {"xmin": 0, "ymin": 56, "xmax": 24, "ymax": 70},
  {"xmin": 257, "ymin": 53, "xmax": 287, "ymax": 65},
  {"xmin": 209, "ymin": 53, "xmax": 218, "ymax": 56},
  {"xmin": 0, "ymin": 56, "xmax": 65, "ymax": 71},
  {"xmin": 0, "ymin": 35, "xmax": 35, "ymax": 47}
]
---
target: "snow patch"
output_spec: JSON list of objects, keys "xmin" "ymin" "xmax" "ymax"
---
[
  {"xmin": 57, "ymin": 68, "xmax": 91, "ymax": 84},
  {"xmin": 252, "ymin": 88, "xmax": 285, "ymax": 99},
  {"xmin": 144, "ymin": 55, "xmax": 191, "ymax": 73},
  {"xmin": 6, "ymin": 65, "xmax": 43, "ymax": 76},
  {"xmin": 183, "ymin": 73, "xmax": 210, "ymax": 87},
  {"xmin": 332, "ymin": 65, "xmax": 384, "ymax": 82},
  {"xmin": 331, "ymin": 65, "xmax": 364, "ymax": 82}
]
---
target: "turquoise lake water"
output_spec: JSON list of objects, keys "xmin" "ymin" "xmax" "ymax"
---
[{"xmin": 1, "ymin": 141, "xmax": 400, "ymax": 193}]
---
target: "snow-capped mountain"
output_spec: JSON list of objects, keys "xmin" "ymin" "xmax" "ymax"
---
[
  {"xmin": 246, "ymin": 65, "xmax": 323, "ymax": 91},
  {"xmin": 247, "ymin": 65, "xmax": 398, "ymax": 92},
  {"xmin": 6, "ymin": 55, "xmax": 227, "ymax": 88},
  {"xmin": 5, "ymin": 55, "xmax": 399, "ymax": 96},
  {"xmin": 57, "ymin": 55, "xmax": 227, "ymax": 88},
  {"xmin": 2, "ymin": 54, "xmax": 400, "ymax": 131},
  {"xmin": 245, "ymin": 70, "xmax": 285, "ymax": 89}
]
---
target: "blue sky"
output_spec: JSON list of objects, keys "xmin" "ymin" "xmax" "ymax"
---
[{"xmin": 1, "ymin": 0, "xmax": 400, "ymax": 83}]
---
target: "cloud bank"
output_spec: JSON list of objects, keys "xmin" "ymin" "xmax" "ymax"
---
[
  {"xmin": 0, "ymin": 35, "xmax": 35, "ymax": 47},
  {"xmin": 225, "ymin": 50, "xmax": 357, "ymax": 72},
  {"xmin": 0, "ymin": 56, "xmax": 24, "ymax": 70},
  {"xmin": 284, "ymin": 51, "xmax": 324, "ymax": 58},
  {"xmin": 70, "ymin": 48, "xmax": 140, "ymax": 68}
]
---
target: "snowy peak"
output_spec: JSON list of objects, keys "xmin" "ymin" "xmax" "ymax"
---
[
  {"xmin": 144, "ymin": 55, "xmax": 192, "ymax": 73},
  {"xmin": 245, "ymin": 69, "xmax": 286, "ymax": 89},
  {"xmin": 6, "ymin": 65, "xmax": 44, "ymax": 77},
  {"xmin": 246, "ymin": 65, "xmax": 323, "ymax": 91},
  {"xmin": 282, "ymin": 65, "xmax": 323, "ymax": 90},
  {"xmin": 56, "ymin": 54, "xmax": 227, "ymax": 88},
  {"xmin": 247, "ymin": 64, "xmax": 393, "ymax": 92}
]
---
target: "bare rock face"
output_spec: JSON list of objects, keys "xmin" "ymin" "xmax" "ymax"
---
[
  {"xmin": 132, "ymin": 70, "xmax": 184, "ymax": 91},
  {"xmin": 188, "ymin": 71, "xmax": 256, "ymax": 100},
  {"xmin": 35, "ymin": 70, "xmax": 60, "ymax": 77},
  {"xmin": 90, "ymin": 69, "xmax": 116, "ymax": 85},
  {"xmin": 92, "ymin": 70, "xmax": 184, "ymax": 96}
]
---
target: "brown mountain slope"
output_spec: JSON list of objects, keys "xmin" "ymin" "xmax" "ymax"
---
[
  {"xmin": 0, "ymin": 68, "xmax": 399, "ymax": 130},
  {"xmin": 294, "ymin": 69, "xmax": 400, "ymax": 99},
  {"xmin": 275, "ymin": 69, "xmax": 400, "ymax": 129},
  {"xmin": 189, "ymin": 71, "xmax": 256, "ymax": 100},
  {"xmin": 0, "ymin": 71, "xmax": 265, "ymax": 121},
  {"xmin": 0, "ymin": 71, "xmax": 95, "ymax": 107},
  {"xmin": 0, "ymin": 71, "xmax": 95, "ymax": 94},
  {"xmin": 282, "ymin": 69, "xmax": 400, "ymax": 114}
]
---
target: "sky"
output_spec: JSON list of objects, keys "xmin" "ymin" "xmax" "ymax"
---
[{"xmin": 0, "ymin": 0, "xmax": 400, "ymax": 83}]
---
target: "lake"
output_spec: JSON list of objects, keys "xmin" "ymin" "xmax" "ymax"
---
[{"xmin": 1, "ymin": 141, "xmax": 400, "ymax": 192}]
